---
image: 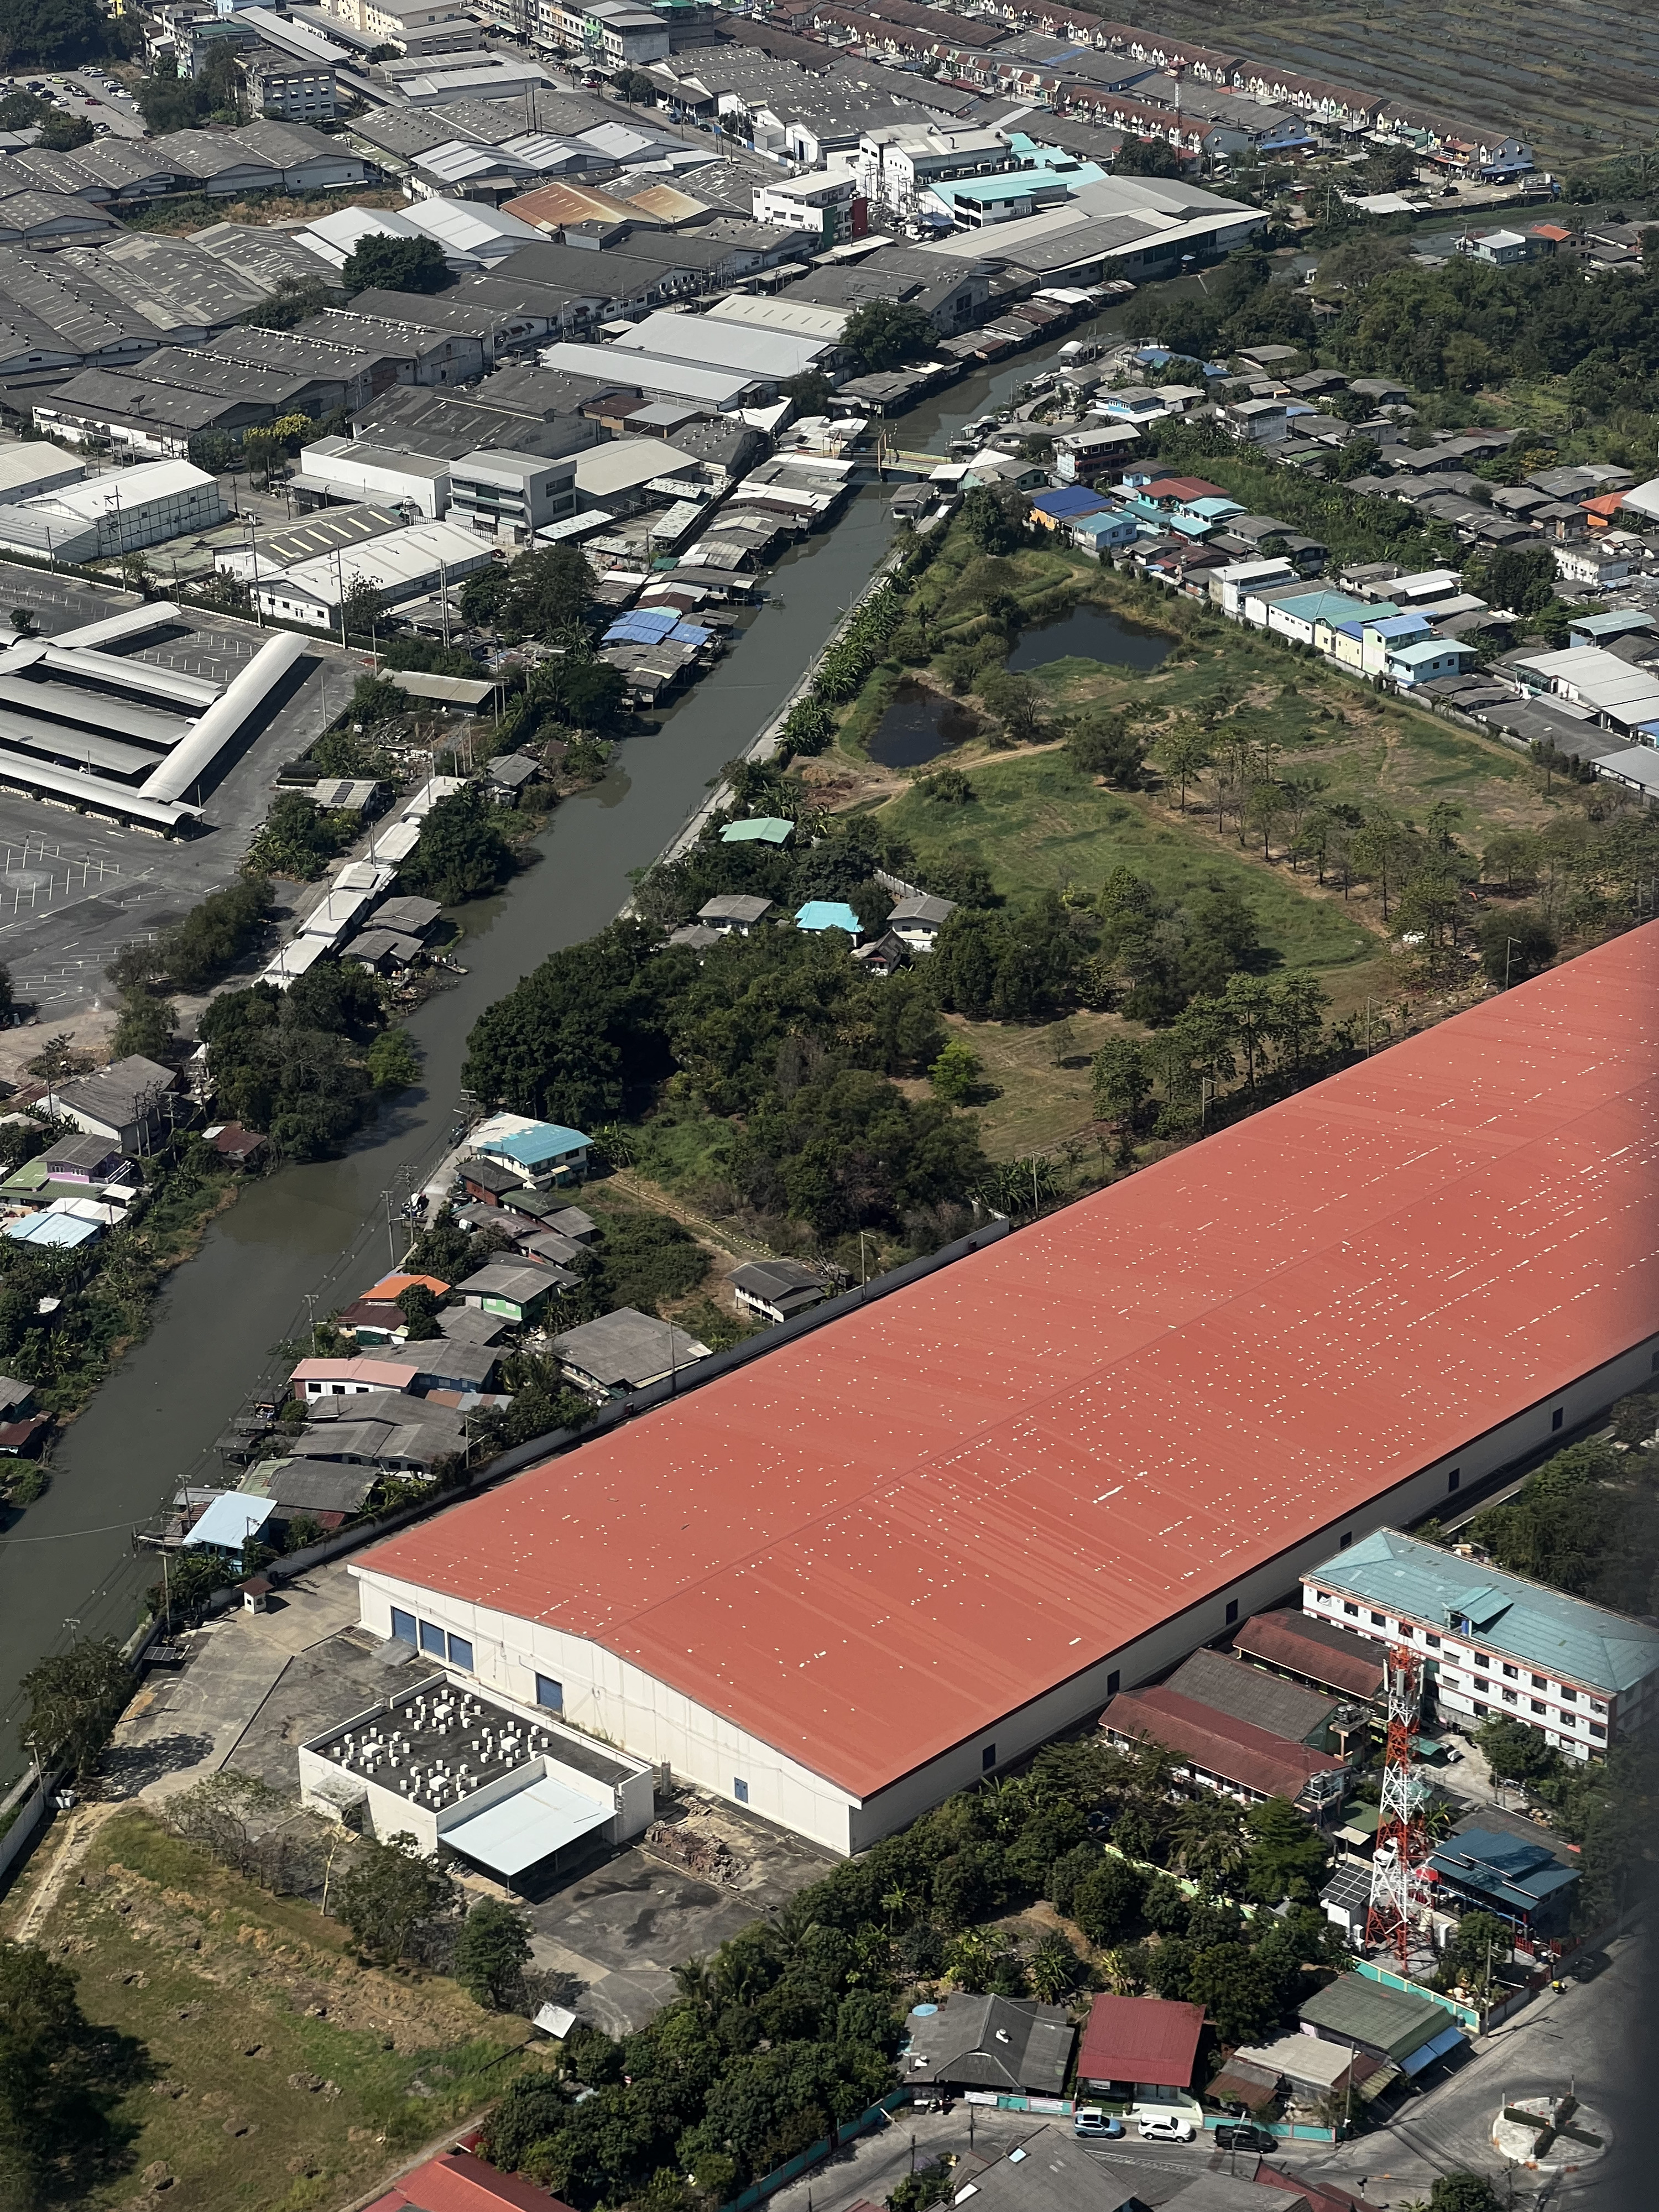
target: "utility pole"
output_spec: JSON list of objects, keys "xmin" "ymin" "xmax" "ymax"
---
[
  {"xmin": 1504, "ymin": 936, "xmax": 1521, "ymax": 989},
  {"xmin": 246, "ymin": 514, "xmax": 263, "ymax": 628}
]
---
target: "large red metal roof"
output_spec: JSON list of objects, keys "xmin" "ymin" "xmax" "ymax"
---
[
  {"xmin": 1077, "ymin": 1993, "xmax": 1206, "ymax": 2087},
  {"xmin": 363, "ymin": 927, "xmax": 1659, "ymax": 1801}
]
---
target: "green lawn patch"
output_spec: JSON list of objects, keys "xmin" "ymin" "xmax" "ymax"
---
[{"xmin": 881, "ymin": 753, "xmax": 1375, "ymax": 974}]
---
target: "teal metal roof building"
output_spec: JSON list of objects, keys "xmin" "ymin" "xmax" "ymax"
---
[
  {"xmin": 1303, "ymin": 1528, "xmax": 1659, "ymax": 1755},
  {"xmin": 795, "ymin": 900, "xmax": 862, "ymax": 936}
]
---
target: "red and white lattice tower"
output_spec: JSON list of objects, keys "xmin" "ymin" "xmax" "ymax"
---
[{"xmin": 1364, "ymin": 1645, "xmax": 1426, "ymax": 1974}]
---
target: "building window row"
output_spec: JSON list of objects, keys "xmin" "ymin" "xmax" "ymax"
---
[{"xmin": 390, "ymin": 1606, "xmax": 473, "ymax": 1672}]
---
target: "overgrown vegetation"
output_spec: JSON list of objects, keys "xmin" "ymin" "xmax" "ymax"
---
[
  {"xmin": 0, "ymin": 1806, "xmax": 538, "ymax": 2211},
  {"xmin": 479, "ymin": 1738, "xmax": 1345, "ymax": 2206},
  {"xmin": 199, "ymin": 964, "xmax": 414, "ymax": 1161}
]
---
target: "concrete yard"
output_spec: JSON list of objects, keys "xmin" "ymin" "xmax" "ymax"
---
[
  {"xmin": 105, "ymin": 1562, "xmax": 835, "ymax": 2038},
  {"xmin": 0, "ymin": 560, "xmax": 368, "ymax": 1037}
]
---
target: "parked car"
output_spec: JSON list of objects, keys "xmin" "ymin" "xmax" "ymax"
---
[
  {"xmin": 1073, "ymin": 2109, "xmax": 1124, "ymax": 2139},
  {"xmin": 1138, "ymin": 2114, "xmax": 1197, "ymax": 2143},
  {"xmin": 1215, "ymin": 2124, "xmax": 1277, "ymax": 2151}
]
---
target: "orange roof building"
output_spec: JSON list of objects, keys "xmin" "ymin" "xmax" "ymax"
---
[
  {"xmin": 365, "ymin": 1273, "xmax": 450, "ymax": 1302},
  {"xmin": 351, "ymin": 928, "xmax": 1659, "ymax": 1854},
  {"xmin": 366, "ymin": 2148, "xmax": 575, "ymax": 2212}
]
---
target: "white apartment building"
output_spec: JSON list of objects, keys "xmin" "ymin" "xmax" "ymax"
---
[
  {"xmin": 753, "ymin": 167, "xmax": 859, "ymax": 246},
  {"xmin": 1302, "ymin": 1528, "xmax": 1659, "ymax": 1762}
]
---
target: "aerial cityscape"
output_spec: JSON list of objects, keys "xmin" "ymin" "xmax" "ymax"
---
[{"xmin": 0, "ymin": 0, "xmax": 1651, "ymax": 2207}]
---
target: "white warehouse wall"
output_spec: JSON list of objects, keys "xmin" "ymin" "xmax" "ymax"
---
[
  {"xmin": 348, "ymin": 1567, "xmax": 863, "ymax": 1853},
  {"xmin": 351, "ymin": 1334, "xmax": 1659, "ymax": 1858}
]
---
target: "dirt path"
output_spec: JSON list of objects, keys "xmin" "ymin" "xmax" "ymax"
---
[
  {"xmin": 608, "ymin": 1170, "xmax": 780, "ymax": 1262},
  {"xmin": 6, "ymin": 1795, "xmax": 122, "ymax": 1945}
]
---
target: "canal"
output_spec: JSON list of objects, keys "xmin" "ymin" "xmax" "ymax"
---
[{"xmin": 0, "ymin": 321, "xmax": 1132, "ymax": 1761}]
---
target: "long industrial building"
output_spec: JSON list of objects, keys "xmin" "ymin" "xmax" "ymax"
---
[
  {"xmin": 353, "ymin": 927, "xmax": 1659, "ymax": 1855},
  {"xmin": 0, "ymin": 601, "xmax": 306, "ymax": 831}
]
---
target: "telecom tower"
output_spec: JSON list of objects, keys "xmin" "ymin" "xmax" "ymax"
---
[{"xmin": 1364, "ymin": 1645, "xmax": 1427, "ymax": 1973}]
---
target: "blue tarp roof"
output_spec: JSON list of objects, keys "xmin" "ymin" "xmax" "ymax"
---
[
  {"xmin": 4, "ymin": 1211, "xmax": 100, "ymax": 1248},
  {"xmin": 603, "ymin": 612, "xmax": 712, "ymax": 649},
  {"xmin": 604, "ymin": 606, "xmax": 680, "ymax": 643},
  {"xmin": 795, "ymin": 900, "xmax": 861, "ymax": 935},
  {"xmin": 1400, "ymin": 2023, "xmax": 1466, "ymax": 2076}
]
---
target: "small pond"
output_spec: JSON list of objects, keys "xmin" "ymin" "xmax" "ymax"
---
[
  {"xmin": 1006, "ymin": 602, "xmax": 1173, "ymax": 674},
  {"xmin": 867, "ymin": 680, "xmax": 979, "ymax": 768}
]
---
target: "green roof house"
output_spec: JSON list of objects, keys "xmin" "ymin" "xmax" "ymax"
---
[{"xmin": 1298, "ymin": 1971, "xmax": 1464, "ymax": 2073}]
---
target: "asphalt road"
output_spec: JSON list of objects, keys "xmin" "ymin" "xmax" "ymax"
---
[{"xmin": 1287, "ymin": 1932, "xmax": 1643, "ymax": 2204}]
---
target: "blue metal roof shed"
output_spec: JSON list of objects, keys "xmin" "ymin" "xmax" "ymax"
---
[
  {"xmin": 184, "ymin": 1492, "xmax": 278, "ymax": 1557},
  {"xmin": 478, "ymin": 1122, "xmax": 589, "ymax": 1170},
  {"xmin": 1030, "ymin": 486, "xmax": 1109, "ymax": 521}
]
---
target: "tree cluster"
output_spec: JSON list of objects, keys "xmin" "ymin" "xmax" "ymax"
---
[
  {"xmin": 839, "ymin": 300, "xmax": 936, "ymax": 374},
  {"xmin": 199, "ymin": 965, "xmax": 403, "ymax": 1161},
  {"xmin": 463, "ymin": 905, "xmax": 984, "ymax": 1251},
  {"xmin": 244, "ymin": 790, "xmax": 358, "ymax": 881},
  {"xmin": 478, "ymin": 1749, "xmax": 1339, "ymax": 2208},
  {"xmin": 340, "ymin": 233, "xmax": 451, "ymax": 299},
  {"xmin": 399, "ymin": 786, "xmax": 516, "ymax": 906},
  {"xmin": 0, "ymin": 0, "xmax": 117, "ymax": 67},
  {"xmin": 0, "ymin": 1940, "xmax": 149, "ymax": 2209}
]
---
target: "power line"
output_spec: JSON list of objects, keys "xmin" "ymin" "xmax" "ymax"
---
[{"xmin": 0, "ymin": 1518, "xmax": 143, "ymax": 1544}]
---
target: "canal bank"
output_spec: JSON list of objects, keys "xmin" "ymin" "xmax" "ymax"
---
[{"xmin": 0, "ymin": 320, "xmax": 1135, "ymax": 1766}]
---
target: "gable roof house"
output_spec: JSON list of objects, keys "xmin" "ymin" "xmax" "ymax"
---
[
  {"xmin": 729, "ymin": 1258, "xmax": 828, "ymax": 1324},
  {"xmin": 899, "ymin": 1994, "xmax": 1074, "ymax": 2095},
  {"xmin": 45, "ymin": 1055, "xmax": 184, "ymax": 1154}
]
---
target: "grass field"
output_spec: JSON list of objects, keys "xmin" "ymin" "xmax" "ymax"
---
[
  {"xmin": 808, "ymin": 554, "xmax": 1576, "ymax": 1164},
  {"xmin": 882, "ymin": 751, "xmax": 1375, "ymax": 973},
  {"xmin": 1, "ymin": 1809, "xmax": 536, "ymax": 2212}
]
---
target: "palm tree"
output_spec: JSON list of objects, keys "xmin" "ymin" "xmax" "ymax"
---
[
  {"xmin": 1027, "ymin": 1931, "xmax": 1081, "ymax": 2005},
  {"xmin": 945, "ymin": 1927, "xmax": 1007, "ymax": 1992},
  {"xmin": 1171, "ymin": 1797, "xmax": 1248, "ymax": 1895},
  {"xmin": 881, "ymin": 1884, "xmax": 912, "ymax": 1931},
  {"xmin": 670, "ymin": 1955, "xmax": 714, "ymax": 2006}
]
